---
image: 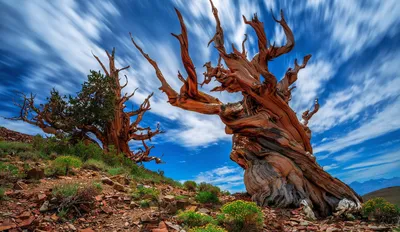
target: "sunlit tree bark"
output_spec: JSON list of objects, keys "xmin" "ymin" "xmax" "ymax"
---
[
  {"xmin": 10, "ymin": 49, "xmax": 163, "ymax": 163},
  {"xmin": 132, "ymin": 1, "xmax": 361, "ymax": 216}
]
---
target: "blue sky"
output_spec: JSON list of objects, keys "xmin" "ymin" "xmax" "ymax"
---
[{"xmin": 0, "ymin": 0, "xmax": 399, "ymax": 193}]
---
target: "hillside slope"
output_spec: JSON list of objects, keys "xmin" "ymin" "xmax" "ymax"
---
[
  {"xmin": 363, "ymin": 186, "xmax": 400, "ymax": 206},
  {"xmin": 350, "ymin": 177, "xmax": 400, "ymax": 195}
]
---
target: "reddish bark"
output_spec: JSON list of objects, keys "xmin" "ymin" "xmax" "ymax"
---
[
  {"xmin": 132, "ymin": 1, "xmax": 362, "ymax": 216},
  {"xmin": 10, "ymin": 49, "xmax": 162, "ymax": 163}
]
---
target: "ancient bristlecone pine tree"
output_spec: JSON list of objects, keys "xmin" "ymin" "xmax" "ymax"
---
[
  {"xmin": 10, "ymin": 49, "xmax": 162, "ymax": 163},
  {"xmin": 132, "ymin": 2, "xmax": 362, "ymax": 216}
]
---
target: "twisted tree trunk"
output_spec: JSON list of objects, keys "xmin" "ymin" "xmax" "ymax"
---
[
  {"xmin": 132, "ymin": 1, "xmax": 362, "ymax": 216},
  {"xmin": 10, "ymin": 49, "xmax": 163, "ymax": 164}
]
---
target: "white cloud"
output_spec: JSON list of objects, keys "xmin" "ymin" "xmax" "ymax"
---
[
  {"xmin": 338, "ymin": 160, "xmax": 400, "ymax": 183},
  {"xmin": 194, "ymin": 165, "xmax": 245, "ymax": 192},
  {"xmin": 310, "ymin": 50, "xmax": 400, "ymax": 136},
  {"xmin": 305, "ymin": 0, "xmax": 400, "ymax": 61},
  {"xmin": 323, "ymin": 163, "xmax": 339, "ymax": 171},
  {"xmin": 344, "ymin": 150, "xmax": 400, "ymax": 170},
  {"xmin": 263, "ymin": 0, "xmax": 276, "ymax": 12},
  {"xmin": 334, "ymin": 150, "xmax": 360, "ymax": 162},
  {"xmin": 314, "ymin": 96, "xmax": 400, "ymax": 154},
  {"xmin": 271, "ymin": 24, "xmax": 286, "ymax": 47},
  {"xmin": 290, "ymin": 60, "xmax": 335, "ymax": 113}
]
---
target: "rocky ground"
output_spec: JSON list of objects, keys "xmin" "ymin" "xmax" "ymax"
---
[
  {"xmin": 0, "ymin": 127, "xmax": 33, "ymax": 143},
  {"xmin": 0, "ymin": 161, "xmax": 397, "ymax": 232},
  {"xmin": 0, "ymin": 128, "xmax": 398, "ymax": 231}
]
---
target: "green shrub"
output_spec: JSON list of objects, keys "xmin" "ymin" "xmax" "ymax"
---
[
  {"xmin": 176, "ymin": 195, "xmax": 189, "ymax": 200},
  {"xmin": 184, "ymin": 181, "xmax": 197, "ymax": 191},
  {"xmin": 0, "ymin": 162, "xmax": 20, "ymax": 176},
  {"xmin": 35, "ymin": 136, "xmax": 72, "ymax": 156},
  {"xmin": 0, "ymin": 187, "xmax": 5, "ymax": 200},
  {"xmin": 52, "ymin": 183, "xmax": 80, "ymax": 197},
  {"xmin": 221, "ymin": 190, "xmax": 231, "ymax": 196},
  {"xmin": 92, "ymin": 181, "xmax": 103, "ymax": 191},
  {"xmin": 362, "ymin": 198, "xmax": 400, "ymax": 223},
  {"xmin": 198, "ymin": 182, "xmax": 220, "ymax": 195},
  {"xmin": 218, "ymin": 200, "xmax": 264, "ymax": 232},
  {"xmin": 0, "ymin": 141, "xmax": 33, "ymax": 157},
  {"xmin": 132, "ymin": 185, "xmax": 159, "ymax": 201},
  {"xmin": 52, "ymin": 156, "xmax": 82, "ymax": 176},
  {"xmin": 177, "ymin": 210, "xmax": 216, "ymax": 228},
  {"xmin": 195, "ymin": 191, "xmax": 219, "ymax": 204},
  {"xmin": 107, "ymin": 167, "xmax": 127, "ymax": 176},
  {"xmin": 83, "ymin": 159, "xmax": 108, "ymax": 171},
  {"xmin": 139, "ymin": 199, "xmax": 150, "ymax": 208},
  {"xmin": 189, "ymin": 224, "xmax": 227, "ymax": 232},
  {"xmin": 73, "ymin": 141, "xmax": 103, "ymax": 161}
]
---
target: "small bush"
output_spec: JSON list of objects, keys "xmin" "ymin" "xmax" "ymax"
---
[
  {"xmin": 184, "ymin": 181, "xmax": 197, "ymax": 191},
  {"xmin": 52, "ymin": 156, "xmax": 82, "ymax": 176},
  {"xmin": 195, "ymin": 191, "xmax": 219, "ymax": 204},
  {"xmin": 176, "ymin": 195, "xmax": 189, "ymax": 200},
  {"xmin": 18, "ymin": 151, "xmax": 40, "ymax": 161},
  {"xmin": 107, "ymin": 167, "xmax": 127, "ymax": 176},
  {"xmin": 83, "ymin": 159, "xmax": 108, "ymax": 171},
  {"xmin": 139, "ymin": 199, "xmax": 150, "ymax": 208},
  {"xmin": 132, "ymin": 185, "xmax": 159, "ymax": 201},
  {"xmin": 218, "ymin": 200, "xmax": 264, "ymax": 232},
  {"xmin": 0, "ymin": 141, "xmax": 33, "ymax": 156},
  {"xmin": 221, "ymin": 190, "xmax": 231, "ymax": 196},
  {"xmin": 73, "ymin": 141, "xmax": 103, "ymax": 161},
  {"xmin": 0, "ymin": 162, "xmax": 21, "ymax": 183},
  {"xmin": 177, "ymin": 210, "xmax": 216, "ymax": 228},
  {"xmin": 52, "ymin": 182, "xmax": 101, "ymax": 217},
  {"xmin": 52, "ymin": 183, "xmax": 80, "ymax": 198},
  {"xmin": 189, "ymin": 224, "xmax": 227, "ymax": 232},
  {"xmin": 92, "ymin": 181, "xmax": 103, "ymax": 191},
  {"xmin": 0, "ymin": 187, "xmax": 5, "ymax": 200},
  {"xmin": 198, "ymin": 182, "xmax": 220, "ymax": 195},
  {"xmin": 362, "ymin": 198, "xmax": 400, "ymax": 223}
]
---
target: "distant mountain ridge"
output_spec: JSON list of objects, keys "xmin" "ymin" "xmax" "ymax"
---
[
  {"xmin": 362, "ymin": 186, "xmax": 400, "ymax": 206},
  {"xmin": 350, "ymin": 177, "xmax": 400, "ymax": 195}
]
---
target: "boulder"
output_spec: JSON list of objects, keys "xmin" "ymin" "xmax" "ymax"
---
[
  {"xmin": 101, "ymin": 177, "xmax": 114, "ymax": 186},
  {"xmin": 26, "ymin": 167, "xmax": 45, "ymax": 180}
]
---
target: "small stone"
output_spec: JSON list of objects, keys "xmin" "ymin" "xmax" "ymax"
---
[
  {"xmin": 140, "ymin": 214, "xmax": 153, "ymax": 223},
  {"xmin": 13, "ymin": 181, "xmax": 27, "ymax": 190},
  {"xmin": 164, "ymin": 202, "xmax": 178, "ymax": 214},
  {"xmin": 18, "ymin": 211, "xmax": 31, "ymax": 220},
  {"xmin": 50, "ymin": 214, "xmax": 59, "ymax": 221},
  {"xmin": 68, "ymin": 223, "xmax": 77, "ymax": 231},
  {"xmin": 186, "ymin": 205, "xmax": 197, "ymax": 211},
  {"xmin": 163, "ymin": 195, "xmax": 175, "ymax": 202},
  {"xmin": 176, "ymin": 199, "xmax": 189, "ymax": 210},
  {"xmin": 113, "ymin": 182, "xmax": 126, "ymax": 192},
  {"xmin": 299, "ymin": 221, "xmax": 310, "ymax": 226},
  {"xmin": 101, "ymin": 177, "xmax": 114, "ymax": 186},
  {"xmin": 164, "ymin": 221, "xmax": 181, "ymax": 231},
  {"xmin": 79, "ymin": 229, "xmax": 95, "ymax": 232},
  {"xmin": 38, "ymin": 193, "xmax": 47, "ymax": 201},
  {"xmin": 18, "ymin": 216, "xmax": 35, "ymax": 228},
  {"xmin": 368, "ymin": 225, "xmax": 390, "ymax": 231},
  {"xmin": 197, "ymin": 208, "xmax": 210, "ymax": 214},
  {"xmin": 326, "ymin": 227, "xmax": 339, "ymax": 232},
  {"xmin": 39, "ymin": 201, "xmax": 49, "ymax": 212}
]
